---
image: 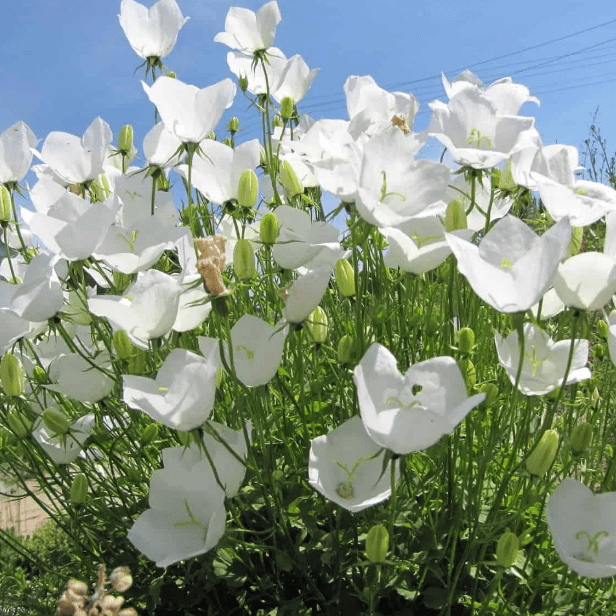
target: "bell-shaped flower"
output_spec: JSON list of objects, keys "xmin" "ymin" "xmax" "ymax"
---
[
  {"xmin": 32, "ymin": 413, "xmax": 95, "ymax": 465},
  {"xmin": 308, "ymin": 415, "xmax": 397, "ymax": 512},
  {"xmin": 214, "ymin": 1, "xmax": 281, "ymax": 53},
  {"xmin": 554, "ymin": 252, "xmax": 616, "ymax": 312},
  {"xmin": 272, "ymin": 55, "xmax": 319, "ymax": 105},
  {"xmin": 127, "ymin": 444, "xmax": 226, "ymax": 568},
  {"xmin": 0, "ymin": 121, "xmax": 37, "ymax": 183},
  {"xmin": 272, "ymin": 205, "xmax": 341, "ymax": 270},
  {"xmin": 546, "ymin": 478, "xmax": 616, "ymax": 578},
  {"xmin": 0, "ymin": 309, "xmax": 31, "ymax": 354},
  {"xmin": 142, "ymin": 122, "xmax": 183, "ymax": 168},
  {"xmin": 530, "ymin": 287, "xmax": 565, "ymax": 320},
  {"xmin": 226, "ymin": 47, "xmax": 288, "ymax": 96},
  {"xmin": 495, "ymin": 323, "xmax": 591, "ymax": 396},
  {"xmin": 354, "ymin": 343, "xmax": 485, "ymax": 454},
  {"xmin": 88, "ymin": 269, "xmax": 183, "ymax": 349},
  {"xmin": 177, "ymin": 139, "xmax": 260, "ymax": 206},
  {"xmin": 281, "ymin": 266, "xmax": 331, "ymax": 325},
  {"xmin": 119, "ymin": 0, "xmax": 189, "ymax": 60},
  {"xmin": 446, "ymin": 215, "xmax": 571, "ymax": 313},
  {"xmin": 22, "ymin": 178, "xmax": 118, "ymax": 261},
  {"xmin": 356, "ymin": 128, "xmax": 449, "ymax": 227},
  {"xmin": 123, "ymin": 344, "xmax": 219, "ymax": 431},
  {"xmin": 226, "ymin": 315, "xmax": 288, "ymax": 387},
  {"xmin": 344, "ymin": 75, "xmax": 419, "ymax": 139},
  {"xmin": 33, "ymin": 117, "xmax": 112, "ymax": 185},
  {"xmin": 142, "ymin": 76, "xmax": 236, "ymax": 144},
  {"xmin": 428, "ymin": 88, "xmax": 535, "ymax": 169}
]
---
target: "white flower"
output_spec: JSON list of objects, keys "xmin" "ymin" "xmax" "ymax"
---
[
  {"xmin": 32, "ymin": 413, "xmax": 95, "ymax": 465},
  {"xmin": 546, "ymin": 478, "xmax": 616, "ymax": 578},
  {"xmin": 354, "ymin": 343, "xmax": 484, "ymax": 454},
  {"xmin": 308, "ymin": 416, "xmax": 397, "ymax": 512},
  {"xmin": 0, "ymin": 121, "xmax": 37, "ymax": 184},
  {"xmin": 119, "ymin": 0, "xmax": 189, "ymax": 60},
  {"xmin": 281, "ymin": 266, "xmax": 331, "ymax": 325},
  {"xmin": 495, "ymin": 323, "xmax": 591, "ymax": 396}
]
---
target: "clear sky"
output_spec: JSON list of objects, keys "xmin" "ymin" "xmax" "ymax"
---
[{"xmin": 1, "ymin": 0, "xmax": 615, "ymax": 183}]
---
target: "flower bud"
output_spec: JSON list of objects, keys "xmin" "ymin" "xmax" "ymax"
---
[
  {"xmin": 70, "ymin": 473, "xmax": 88, "ymax": 505},
  {"xmin": 228, "ymin": 117, "xmax": 240, "ymax": 134},
  {"xmin": 594, "ymin": 343, "xmax": 606, "ymax": 359},
  {"xmin": 337, "ymin": 335, "xmax": 356, "ymax": 364},
  {"xmin": 335, "ymin": 259, "xmax": 355, "ymax": 298},
  {"xmin": 498, "ymin": 158, "xmax": 517, "ymax": 191},
  {"xmin": 365, "ymin": 524, "xmax": 389, "ymax": 563},
  {"xmin": 0, "ymin": 353, "xmax": 24, "ymax": 397},
  {"xmin": 0, "ymin": 185, "xmax": 11, "ymax": 223},
  {"xmin": 128, "ymin": 349, "xmax": 147, "ymax": 374},
  {"xmin": 456, "ymin": 327, "xmax": 475, "ymax": 353},
  {"xmin": 110, "ymin": 566, "xmax": 133, "ymax": 593},
  {"xmin": 306, "ymin": 306, "xmax": 328, "ymax": 344},
  {"xmin": 458, "ymin": 357, "xmax": 476, "ymax": 388},
  {"xmin": 571, "ymin": 422, "xmax": 593, "ymax": 453},
  {"xmin": 496, "ymin": 531, "xmax": 519, "ymax": 567},
  {"xmin": 279, "ymin": 160, "xmax": 303, "ymax": 197},
  {"xmin": 7, "ymin": 409, "xmax": 32, "ymax": 438},
  {"xmin": 233, "ymin": 238, "xmax": 256, "ymax": 281},
  {"xmin": 165, "ymin": 71, "xmax": 176, "ymax": 79},
  {"xmin": 480, "ymin": 383, "xmax": 499, "ymax": 407},
  {"xmin": 42, "ymin": 410, "xmax": 70, "ymax": 435},
  {"xmin": 444, "ymin": 198, "xmax": 468, "ymax": 232},
  {"xmin": 238, "ymin": 169, "xmax": 258, "ymax": 209},
  {"xmin": 272, "ymin": 115, "xmax": 283, "ymax": 128},
  {"xmin": 118, "ymin": 124, "xmax": 134, "ymax": 155},
  {"xmin": 32, "ymin": 365, "xmax": 48, "ymax": 384},
  {"xmin": 280, "ymin": 96, "xmax": 295, "ymax": 120},
  {"xmin": 260, "ymin": 212, "xmax": 279, "ymax": 245},
  {"xmin": 526, "ymin": 429, "xmax": 559, "ymax": 476},
  {"xmin": 140, "ymin": 423, "xmax": 159, "ymax": 446},
  {"xmin": 215, "ymin": 366, "xmax": 223, "ymax": 389},
  {"xmin": 238, "ymin": 74, "xmax": 249, "ymax": 93},
  {"xmin": 223, "ymin": 137, "xmax": 233, "ymax": 148},
  {"xmin": 113, "ymin": 330, "xmax": 134, "ymax": 360}
]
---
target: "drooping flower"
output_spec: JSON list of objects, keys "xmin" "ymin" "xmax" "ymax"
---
[
  {"xmin": 546, "ymin": 478, "xmax": 616, "ymax": 578},
  {"xmin": 354, "ymin": 343, "xmax": 485, "ymax": 454},
  {"xmin": 495, "ymin": 323, "xmax": 591, "ymax": 396},
  {"xmin": 281, "ymin": 266, "xmax": 331, "ymax": 325},
  {"xmin": 119, "ymin": 0, "xmax": 189, "ymax": 60}
]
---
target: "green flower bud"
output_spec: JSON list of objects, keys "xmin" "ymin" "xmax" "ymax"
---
[
  {"xmin": 280, "ymin": 96, "xmax": 295, "ymax": 120},
  {"xmin": 140, "ymin": 423, "xmax": 159, "ymax": 446},
  {"xmin": 597, "ymin": 320, "xmax": 609, "ymax": 340},
  {"xmin": 215, "ymin": 366, "xmax": 223, "ymax": 389},
  {"xmin": 128, "ymin": 349, "xmax": 147, "ymax": 374},
  {"xmin": 233, "ymin": 238, "xmax": 256, "ymax": 281},
  {"xmin": 496, "ymin": 531, "xmax": 519, "ymax": 567},
  {"xmin": 498, "ymin": 158, "xmax": 517, "ymax": 191},
  {"xmin": 526, "ymin": 429, "xmax": 559, "ymax": 476},
  {"xmin": 165, "ymin": 71, "xmax": 176, "ymax": 79},
  {"xmin": 259, "ymin": 146, "xmax": 268, "ymax": 167},
  {"xmin": 222, "ymin": 137, "xmax": 233, "ymax": 148},
  {"xmin": 279, "ymin": 160, "xmax": 303, "ymax": 197},
  {"xmin": 260, "ymin": 212, "xmax": 279, "ymax": 245},
  {"xmin": 0, "ymin": 353, "xmax": 24, "ymax": 397},
  {"xmin": 272, "ymin": 115, "xmax": 283, "ymax": 128},
  {"xmin": 113, "ymin": 330, "xmax": 134, "ymax": 360},
  {"xmin": 238, "ymin": 169, "xmax": 258, "ymax": 209},
  {"xmin": 594, "ymin": 343, "xmax": 606, "ymax": 359},
  {"xmin": 480, "ymin": 383, "xmax": 499, "ymax": 408},
  {"xmin": 238, "ymin": 74, "xmax": 249, "ymax": 93},
  {"xmin": 306, "ymin": 306, "xmax": 328, "ymax": 344},
  {"xmin": 567, "ymin": 226, "xmax": 583, "ymax": 258},
  {"xmin": 335, "ymin": 259, "xmax": 355, "ymax": 298},
  {"xmin": 42, "ymin": 410, "xmax": 70, "ymax": 436},
  {"xmin": 7, "ymin": 409, "xmax": 32, "ymax": 438},
  {"xmin": 118, "ymin": 124, "xmax": 134, "ymax": 155},
  {"xmin": 456, "ymin": 327, "xmax": 475, "ymax": 353},
  {"xmin": 444, "ymin": 197, "xmax": 468, "ymax": 232},
  {"xmin": 366, "ymin": 524, "xmax": 389, "ymax": 563},
  {"xmin": 70, "ymin": 473, "xmax": 88, "ymax": 505},
  {"xmin": 32, "ymin": 366, "xmax": 48, "ymax": 384},
  {"xmin": 571, "ymin": 422, "xmax": 593, "ymax": 453},
  {"xmin": 228, "ymin": 117, "xmax": 240, "ymax": 134},
  {"xmin": 337, "ymin": 335, "xmax": 356, "ymax": 364},
  {"xmin": 0, "ymin": 185, "xmax": 11, "ymax": 223},
  {"xmin": 157, "ymin": 172, "xmax": 170, "ymax": 191},
  {"xmin": 458, "ymin": 357, "xmax": 476, "ymax": 388}
]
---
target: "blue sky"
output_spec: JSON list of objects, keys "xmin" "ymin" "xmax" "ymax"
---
[{"xmin": 1, "ymin": 0, "xmax": 615, "ymax": 183}]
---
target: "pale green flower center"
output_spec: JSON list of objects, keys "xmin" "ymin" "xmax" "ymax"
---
[
  {"xmin": 334, "ymin": 458, "xmax": 365, "ymax": 500},
  {"xmin": 118, "ymin": 229, "xmax": 139, "ymax": 253},
  {"xmin": 524, "ymin": 345, "xmax": 549, "ymax": 377},
  {"xmin": 499, "ymin": 257, "xmax": 513, "ymax": 270},
  {"xmin": 466, "ymin": 128, "xmax": 493, "ymax": 150},
  {"xmin": 235, "ymin": 345, "xmax": 255, "ymax": 360},
  {"xmin": 573, "ymin": 530, "xmax": 610, "ymax": 563},
  {"xmin": 380, "ymin": 171, "xmax": 407, "ymax": 204}
]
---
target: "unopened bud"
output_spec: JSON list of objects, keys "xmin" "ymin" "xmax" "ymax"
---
[
  {"xmin": 496, "ymin": 531, "xmax": 519, "ymax": 567},
  {"xmin": 42, "ymin": 410, "xmax": 70, "ymax": 435},
  {"xmin": 238, "ymin": 74, "xmax": 249, "ymax": 93},
  {"xmin": 272, "ymin": 115, "xmax": 283, "ymax": 128},
  {"xmin": 0, "ymin": 353, "xmax": 24, "ymax": 397},
  {"xmin": 70, "ymin": 473, "xmax": 88, "ymax": 505},
  {"xmin": 567, "ymin": 227, "xmax": 583, "ymax": 258},
  {"xmin": 238, "ymin": 169, "xmax": 258, "ymax": 209},
  {"xmin": 456, "ymin": 327, "xmax": 475, "ymax": 353},
  {"xmin": 260, "ymin": 212, "xmax": 279, "ymax": 245},
  {"xmin": 337, "ymin": 335, "xmax": 356, "ymax": 364},
  {"xmin": 366, "ymin": 524, "xmax": 389, "ymax": 563},
  {"xmin": 113, "ymin": 330, "xmax": 134, "ymax": 360},
  {"xmin": 480, "ymin": 383, "xmax": 499, "ymax": 407},
  {"xmin": 458, "ymin": 357, "xmax": 476, "ymax": 388},
  {"xmin": 118, "ymin": 124, "xmax": 134, "ymax": 155},
  {"xmin": 280, "ymin": 96, "xmax": 295, "ymax": 120},
  {"xmin": 444, "ymin": 198, "xmax": 468, "ymax": 232},
  {"xmin": 597, "ymin": 320, "xmax": 609, "ymax": 339},
  {"xmin": 128, "ymin": 349, "xmax": 147, "ymax": 374},
  {"xmin": 223, "ymin": 137, "xmax": 233, "ymax": 148},
  {"xmin": 228, "ymin": 117, "xmax": 239, "ymax": 134},
  {"xmin": 165, "ymin": 71, "xmax": 176, "ymax": 79},
  {"xmin": 140, "ymin": 423, "xmax": 159, "ymax": 446},
  {"xmin": 233, "ymin": 238, "xmax": 256, "ymax": 281},
  {"xmin": 526, "ymin": 429, "xmax": 559, "ymax": 476},
  {"xmin": 335, "ymin": 259, "xmax": 355, "ymax": 298},
  {"xmin": 157, "ymin": 172, "xmax": 170, "ymax": 191},
  {"xmin": 0, "ymin": 185, "xmax": 11, "ymax": 222},
  {"xmin": 571, "ymin": 422, "xmax": 593, "ymax": 453},
  {"xmin": 498, "ymin": 158, "xmax": 517, "ymax": 191},
  {"xmin": 7, "ymin": 409, "xmax": 32, "ymax": 438},
  {"xmin": 306, "ymin": 306, "xmax": 328, "ymax": 344},
  {"xmin": 279, "ymin": 160, "xmax": 303, "ymax": 197},
  {"xmin": 32, "ymin": 366, "xmax": 48, "ymax": 383}
]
